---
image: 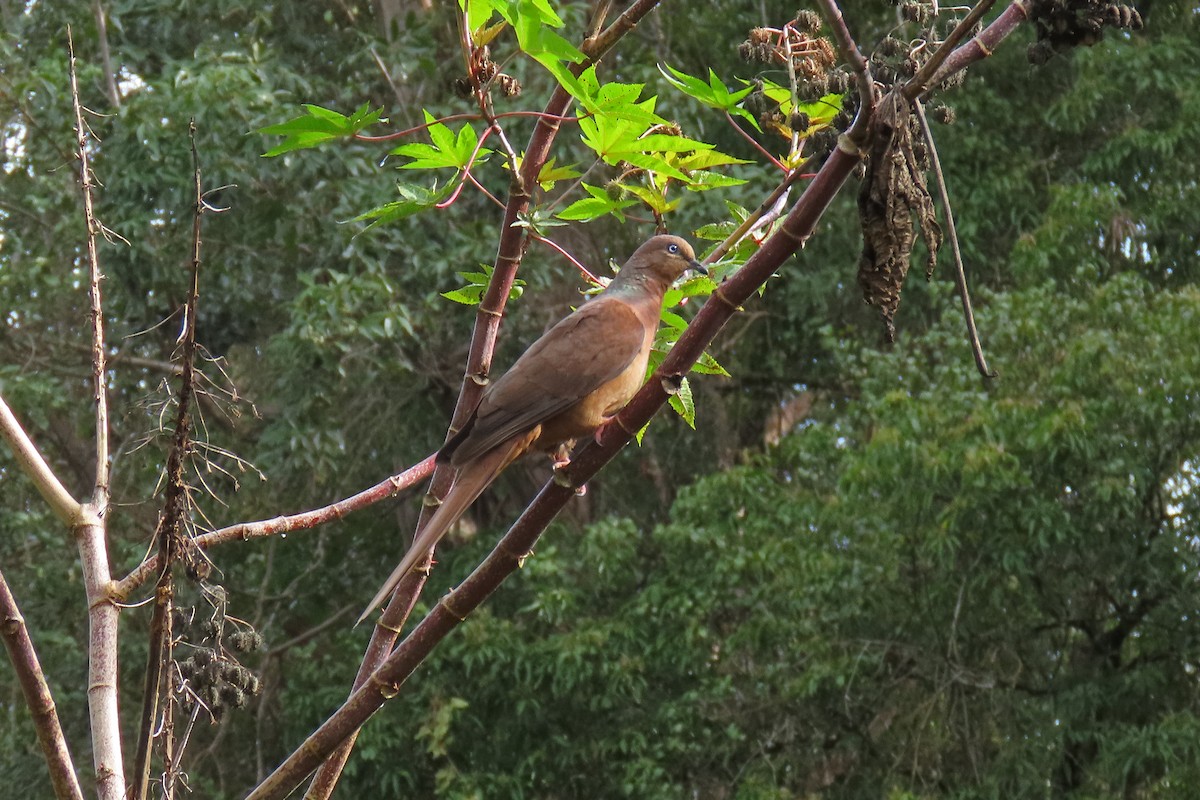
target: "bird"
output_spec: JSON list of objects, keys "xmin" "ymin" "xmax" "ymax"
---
[{"xmin": 359, "ymin": 235, "xmax": 704, "ymax": 623}]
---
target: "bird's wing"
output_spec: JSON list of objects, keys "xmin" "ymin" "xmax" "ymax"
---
[{"xmin": 450, "ymin": 296, "xmax": 647, "ymax": 464}]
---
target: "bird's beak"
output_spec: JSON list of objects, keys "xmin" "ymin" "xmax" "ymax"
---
[{"xmin": 688, "ymin": 258, "xmax": 707, "ymax": 276}]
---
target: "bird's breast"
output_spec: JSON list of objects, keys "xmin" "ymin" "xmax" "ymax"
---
[{"xmin": 536, "ymin": 336, "xmax": 654, "ymax": 448}]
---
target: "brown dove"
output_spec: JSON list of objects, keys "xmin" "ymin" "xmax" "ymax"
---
[{"xmin": 360, "ymin": 235, "xmax": 703, "ymax": 623}]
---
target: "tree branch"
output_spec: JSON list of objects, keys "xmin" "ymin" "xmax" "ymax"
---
[
  {"xmin": 254, "ymin": 75, "xmax": 873, "ymax": 800},
  {"xmin": 68, "ymin": 28, "xmax": 112, "ymax": 511},
  {"xmin": 924, "ymin": 0, "xmax": 1032, "ymax": 90},
  {"xmin": 113, "ymin": 455, "xmax": 438, "ymax": 600},
  {"xmin": 67, "ymin": 29, "xmax": 125, "ymax": 800},
  {"xmin": 0, "ymin": 569, "xmax": 85, "ymax": 800},
  {"xmin": 131, "ymin": 119, "xmax": 208, "ymax": 800},
  {"xmin": 304, "ymin": 3, "xmax": 669, "ymax": 796},
  {"xmin": 0, "ymin": 394, "xmax": 82, "ymax": 525},
  {"xmin": 91, "ymin": 0, "xmax": 120, "ymax": 108},
  {"xmin": 913, "ymin": 100, "xmax": 995, "ymax": 377}
]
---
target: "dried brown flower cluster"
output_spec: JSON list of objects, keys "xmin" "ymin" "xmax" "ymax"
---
[
  {"xmin": 739, "ymin": 17, "xmax": 838, "ymax": 89},
  {"xmin": 1027, "ymin": 0, "xmax": 1144, "ymax": 64},
  {"xmin": 455, "ymin": 45, "xmax": 523, "ymax": 100}
]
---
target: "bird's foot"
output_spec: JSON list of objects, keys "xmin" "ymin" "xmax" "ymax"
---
[
  {"xmin": 551, "ymin": 448, "xmax": 587, "ymax": 496},
  {"xmin": 593, "ymin": 416, "xmax": 621, "ymax": 445},
  {"xmin": 549, "ymin": 442, "xmax": 573, "ymax": 469}
]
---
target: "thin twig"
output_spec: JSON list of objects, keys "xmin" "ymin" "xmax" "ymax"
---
[
  {"xmin": 529, "ymin": 232, "xmax": 599, "ymax": 282},
  {"xmin": 913, "ymin": 101, "xmax": 995, "ymax": 377},
  {"xmin": 724, "ymin": 111, "xmax": 788, "ymax": 172},
  {"xmin": 369, "ymin": 48, "xmax": 405, "ymax": 109}
]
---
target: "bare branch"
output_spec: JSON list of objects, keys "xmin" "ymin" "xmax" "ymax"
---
[
  {"xmin": 0, "ymin": 394, "xmax": 82, "ymax": 525},
  {"xmin": 0, "ymin": 570, "xmax": 85, "ymax": 800},
  {"xmin": 67, "ymin": 30, "xmax": 126, "ymax": 799},
  {"xmin": 91, "ymin": 0, "xmax": 120, "ymax": 108},
  {"xmin": 113, "ymin": 455, "xmax": 438, "ymax": 600},
  {"xmin": 903, "ymin": 0, "xmax": 999, "ymax": 100},
  {"xmin": 68, "ymin": 27, "xmax": 112, "ymax": 511},
  {"xmin": 132, "ymin": 119, "xmax": 208, "ymax": 800},
  {"xmin": 913, "ymin": 101, "xmax": 995, "ymax": 377},
  {"xmin": 926, "ymin": 0, "xmax": 1032, "ymax": 89}
]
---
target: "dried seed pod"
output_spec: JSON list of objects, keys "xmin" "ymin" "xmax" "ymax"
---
[
  {"xmin": 794, "ymin": 9, "xmax": 822, "ymax": 32},
  {"xmin": 931, "ymin": 104, "xmax": 956, "ymax": 124},
  {"xmin": 497, "ymin": 74, "xmax": 522, "ymax": 97}
]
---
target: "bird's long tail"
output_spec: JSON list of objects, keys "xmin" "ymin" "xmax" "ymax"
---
[{"xmin": 357, "ymin": 435, "xmax": 530, "ymax": 625}]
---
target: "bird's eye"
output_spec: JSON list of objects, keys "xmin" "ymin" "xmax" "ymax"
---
[{"xmin": 667, "ymin": 243, "xmax": 679, "ymax": 254}]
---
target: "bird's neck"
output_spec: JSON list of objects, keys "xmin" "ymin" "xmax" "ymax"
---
[{"xmin": 605, "ymin": 271, "xmax": 667, "ymax": 302}]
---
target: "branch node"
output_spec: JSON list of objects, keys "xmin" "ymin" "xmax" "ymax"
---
[
  {"xmin": 710, "ymin": 285, "xmax": 742, "ymax": 312},
  {"xmin": 439, "ymin": 592, "xmax": 470, "ymax": 622}
]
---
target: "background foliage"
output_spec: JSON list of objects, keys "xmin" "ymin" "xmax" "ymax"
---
[{"xmin": 2, "ymin": 0, "xmax": 1198, "ymax": 796}]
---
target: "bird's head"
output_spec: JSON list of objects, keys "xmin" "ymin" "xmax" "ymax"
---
[{"xmin": 622, "ymin": 234, "xmax": 706, "ymax": 287}]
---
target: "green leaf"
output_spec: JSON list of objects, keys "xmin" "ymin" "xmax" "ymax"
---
[
  {"xmin": 351, "ymin": 181, "xmax": 451, "ymax": 230},
  {"xmin": 504, "ymin": 0, "xmax": 584, "ymax": 86},
  {"xmin": 441, "ymin": 264, "xmax": 526, "ymax": 307},
  {"xmin": 259, "ymin": 103, "xmax": 386, "ymax": 156},
  {"xmin": 556, "ymin": 183, "xmax": 635, "ymax": 222},
  {"xmin": 660, "ymin": 63, "xmax": 756, "ymax": 126},
  {"xmin": 514, "ymin": 206, "xmax": 568, "ymax": 236},
  {"xmin": 676, "ymin": 150, "xmax": 752, "ymax": 171},
  {"xmin": 691, "ymin": 350, "xmax": 730, "ymax": 377},
  {"xmin": 634, "ymin": 133, "xmax": 712, "ymax": 154},
  {"xmin": 668, "ymin": 377, "xmax": 696, "ymax": 428},
  {"xmin": 622, "ymin": 183, "xmax": 678, "ymax": 215},
  {"xmin": 391, "ymin": 111, "xmax": 492, "ymax": 170},
  {"xmin": 685, "ymin": 170, "xmax": 748, "ymax": 191},
  {"xmin": 536, "ymin": 158, "xmax": 581, "ymax": 191},
  {"xmin": 462, "ymin": 0, "xmax": 498, "ymax": 31},
  {"xmin": 562, "ymin": 67, "xmax": 665, "ymax": 126},
  {"xmin": 441, "ymin": 286, "xmax": 485, "ymax": 305},
  {"xmin": 659, "ymin": 309, "xmax": 688, "ymax": 331}
]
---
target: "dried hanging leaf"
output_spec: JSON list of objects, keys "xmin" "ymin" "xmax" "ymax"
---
[{"xmin": 856, "ymin": 89, "xmax": 943, "ymax": 342}]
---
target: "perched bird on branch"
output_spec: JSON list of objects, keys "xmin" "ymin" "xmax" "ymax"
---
[{"xmin": 359, "ymin": 235, "xmax": 704, "ymax": 623}]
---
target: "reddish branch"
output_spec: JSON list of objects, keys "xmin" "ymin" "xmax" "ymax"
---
[
  {"xmin": 354, "ymin": 110, "xmax": 582, "ymax": 143},
  {"xmin": 114, "ymin": 455, "xmax": 438, "ymax": 599},
  {"xmin": 903, "ymin": 0, "xmax": 1000, "ymax": 100},
  {"xmin": 926, "ymin": 0, "xmax": 1032, "ymax": 89},
  {"xmin": 0, "ymin": 571, "xmax": 84, "ymax": 800},
  {"xmin": 303, "ymin": 2, "xmax": 669, "ymax": 797},
  {"xmin": 249, "ymin": 127, "xmax": 871, "ymax": 800}
]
